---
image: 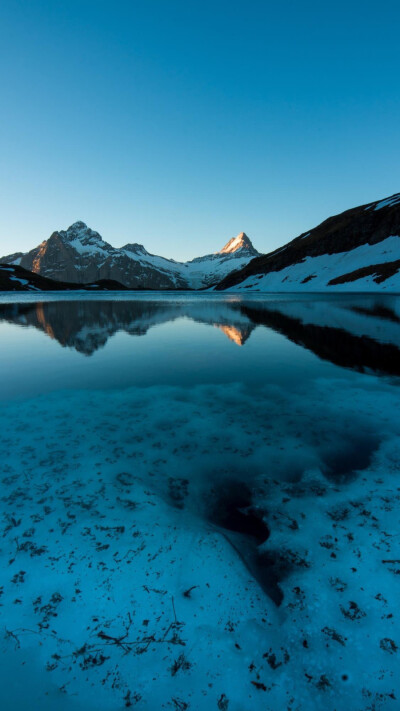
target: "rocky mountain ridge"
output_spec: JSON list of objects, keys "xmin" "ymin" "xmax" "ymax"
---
[{"xmin": 1, "ymin": 223, "xmax": 259, "ymax": 289}]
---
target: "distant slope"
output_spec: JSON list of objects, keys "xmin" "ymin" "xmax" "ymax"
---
[
  {"xmin": 216, "ymin": 193, "xmax": 400, "ymax": 292},
  {"xmin": 0, "ymin": 263, "xmax": 130, "ymax": 292},
  {"xmin": 1, "ymin": 223, "xmax": 259, "ymax": 289}
]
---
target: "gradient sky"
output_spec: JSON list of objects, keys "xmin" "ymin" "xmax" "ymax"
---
[{"xmin": 0, "ymin": 0, "xmax": 399, "ymax": 261}]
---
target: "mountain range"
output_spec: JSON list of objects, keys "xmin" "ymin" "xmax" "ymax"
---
[
  {"xmin": 1, "ymin": 191, "xmax": 400, "ymax": 292},
  {"xmin": 1, "ymin": 222, "xmax": 259, "ymax": 289}
]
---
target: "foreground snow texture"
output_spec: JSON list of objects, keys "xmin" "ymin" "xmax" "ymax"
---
[{"xmin": 1, "ymin": 376, "xmax": 400, "ymax": 710}]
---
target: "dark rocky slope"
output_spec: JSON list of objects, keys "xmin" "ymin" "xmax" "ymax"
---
[
  {"xmin": 0, "ymin": 263, "xmax": 129, "ymax": 292},
  {"xmin": 216, "ymin": 193, "xmax": 400, "ymax": 290}
]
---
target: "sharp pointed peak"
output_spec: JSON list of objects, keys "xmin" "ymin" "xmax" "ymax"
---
[{"xmin": 218, "ymin": 232, "xmax": 259, "ymax": 255}]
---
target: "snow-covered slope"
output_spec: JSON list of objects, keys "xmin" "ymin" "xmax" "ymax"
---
[
  {"xmin": 216, "ymin": 193, "xmax": 400, "ymax": 292},
  {"xmin": 1, "ymin": 224, "xmax": 259, "ymax": 290}
]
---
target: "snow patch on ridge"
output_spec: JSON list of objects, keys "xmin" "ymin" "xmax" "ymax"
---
[{"xmin": 364, "ymin": 194, "xmax": 400, "ymax": 212}]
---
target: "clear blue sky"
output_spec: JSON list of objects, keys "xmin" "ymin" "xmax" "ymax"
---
[{"xmin": 0, "ymin": 0, "xmax": 399, "ymax": 260}]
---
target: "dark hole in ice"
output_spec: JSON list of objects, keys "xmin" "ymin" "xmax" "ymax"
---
[
  {"xmin": 209, "ymin": 482, "xmax": 268, "ymax": 544},
  {"xmin": 208, "ymin": 481, "xmax": 284, "ymax": 605}
]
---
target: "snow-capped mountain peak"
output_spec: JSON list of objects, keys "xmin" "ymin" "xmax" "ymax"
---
[
  {"xmin": 219, "ymin": 232, "xmax": 257, "ymax": 255},
  {"xmin": 60, "ymin": 222, "xmax": 109, "ymax": 250},
  {"xmin": 67, "ymin": 221, "xmax": 89, "ymax": 232}
]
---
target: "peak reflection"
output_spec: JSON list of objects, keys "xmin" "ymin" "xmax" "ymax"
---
[{"xmin": 1, "ymin": 295, "xmax": 400, "ymax": 376}]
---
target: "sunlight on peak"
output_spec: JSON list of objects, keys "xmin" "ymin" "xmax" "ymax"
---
[{"xmin": 219, "ymin": 232, "xmax": 250, "ymax": 254}]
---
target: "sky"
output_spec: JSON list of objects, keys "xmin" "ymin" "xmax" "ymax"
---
[{"xmin": 0, "ymin": 0, "xmax": 399, "ymax": 261}]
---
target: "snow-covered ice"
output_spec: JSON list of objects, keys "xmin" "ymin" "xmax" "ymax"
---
[{"xmin": 1, "ymin": 294, "xmax": 400, "ymax": 711}]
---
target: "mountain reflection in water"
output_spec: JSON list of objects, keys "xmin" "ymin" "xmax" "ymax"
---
[{"xmin": 1, "ymin": 294, "xmax": 400, "ymax": 375}]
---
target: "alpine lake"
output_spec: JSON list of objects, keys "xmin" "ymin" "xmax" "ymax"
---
[{"xmin": 1, "ymin": 292, "xmax": 400, "ymax": 711}]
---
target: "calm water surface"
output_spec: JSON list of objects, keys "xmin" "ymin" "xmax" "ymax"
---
[{"xmin": 1, "ymin": 291, "xmax": 399, "ymax": 399}]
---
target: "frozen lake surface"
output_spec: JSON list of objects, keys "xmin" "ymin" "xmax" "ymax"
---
[{"xmin": 1, "ymin": 292, "xmax": 400, "ymax": 711}]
